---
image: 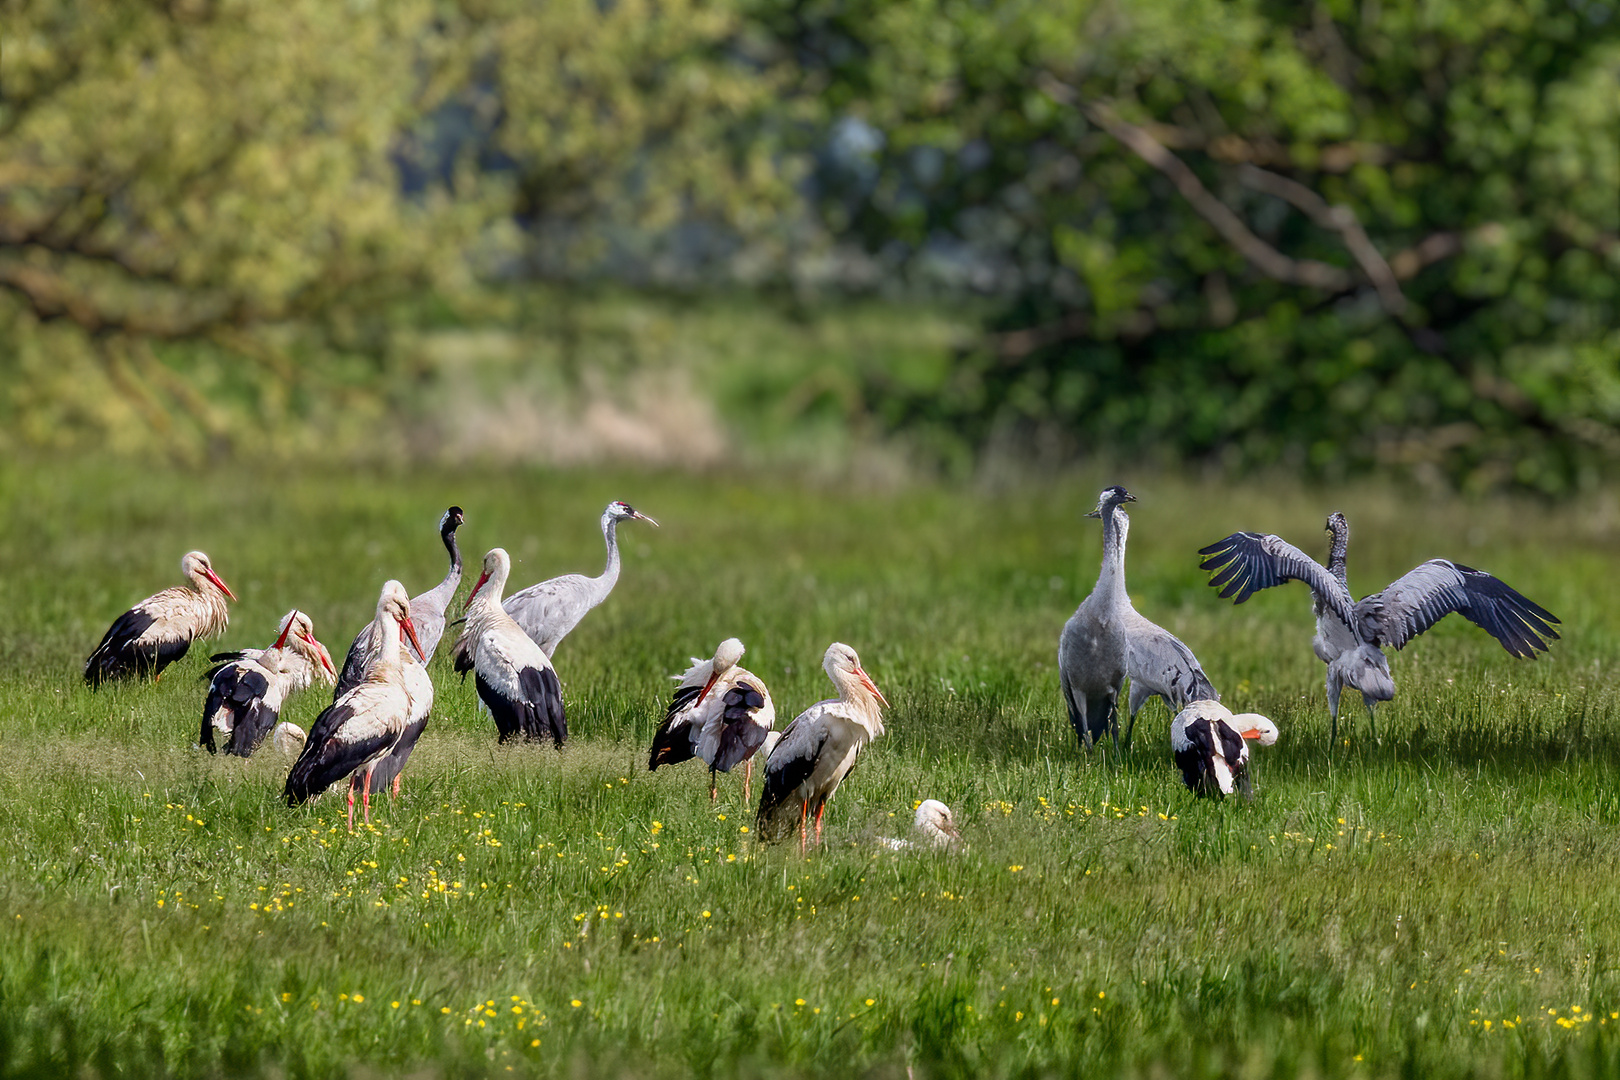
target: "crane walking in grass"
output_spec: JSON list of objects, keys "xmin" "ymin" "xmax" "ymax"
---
[
  {"xmin": 335, "ymin": 506, "xmax": 464, "ymax": 698},
  {"xmin": 455, "ymin": 547, "xmax": 567, "ymax": 746},
  {"xmin": 756, "ymin": 642, "xmax": 887, "ymax": 851},
  {"xmin": 85, "ymin": 550, "xmax": 236, "ymax": 687},
  {"xmin": 648, "ymin": 637, "xmax": 776, "ymax": 802},
  {"xmin": 1198, "ymin": 512, "xmax": 1560, "ymax": 742},
  {"xmin": 285, "ymin": 581, "xmax": 424, "ymax": 831},
  {"xmin": 200, "ymin": 609, "xmax": 336, "ymax": 756},
  {"xmin": 1058, "ymin": 486, "xmax": 1219, "ymax": 752},
  {"xmin": 1170, "ymin": 700, "xmax": 1278, "ymax": 799}
]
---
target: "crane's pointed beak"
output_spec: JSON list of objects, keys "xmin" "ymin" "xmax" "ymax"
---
[
  {"xmin": 856, "ymin": 666, "xmax": 889, "ymax": 708},
  {"xmin": 206, "ymin": 568, "xmax": 237, "ymax": 602},
  {"xmin": 463, "ymin": 571, "xmax": 490, "ymax": 614},
  {"xmin": 399, "ymin": 615, "xmax": 426, "ymax": 661},
  {"xmin": 635, "ymin": 511, "xmax": 660, "ymax": 527}
]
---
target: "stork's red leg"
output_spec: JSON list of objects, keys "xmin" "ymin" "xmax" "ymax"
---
[
  {"xmin": 392, "ymin": 773, "xmax": 402, "ymax": 799},
  {"xmin": 362, "ymin": 770, "xmax": 373, "ymax": 825},
  {"xmin": 813, "ymin": 803, "xmax": 826, "ymax": 847},
  {"xmin": 798, "ymin": 800, "xmax": 808, "ymax": 855},
  {"xmin": 743, "ymin": 759, "xmax": 753, "ymax": 805},
  {"xmin": 709, "ymin": 769, "xmax": 718, "ymax": 803},
  {"xmin": 347, "ymin": 783, "xmax": 356, "ymax": 833}
]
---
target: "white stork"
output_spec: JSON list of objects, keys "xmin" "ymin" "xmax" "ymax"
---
[
  {"xmin": 271, "ymin": 722, "xmax": 307, "ymax": 755},
  {"xmin": 335, "ymin": 506, "xmax": 464, "ymax": 698},
  {"xmin": 200, "ymin": 609, "xmax": 336, "ymax": 757},
  {"xmin": 84, "ymin": 550, "xmax": 236, "ymax": 687},
  {"xmin": 648, "ymin": 637, "xmax": 776, "ymax": 802},
  {"xmin": 454, "ymin": 501, "xmax": 657, "ymax": 665},
  {"xmin": 1199, "ymin": 512, "xmax": 1559, "ymax": 741},
  {"xmin": 457, "ymin": 547, "xmax": 566, "ymax": 746},
  {"xmin": 352, "ymin": 650, "xmax": 434, "ymax": 799},
  {"xmin": 284, "ymin": 581, "xmax": 424, "ymax": 831},
  {"xmin": 1170, "ymin": 700, "xmax": 1279, "ymax": 799},
  {"xmin": 756, "ymin": 642, "xmax": 888, "ymax": 851},
  {"xmin": 878, "ymin": 800, "xmax": 964, "ymax": 850}
]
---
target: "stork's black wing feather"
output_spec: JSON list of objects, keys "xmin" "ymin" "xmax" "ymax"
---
[
  {"xmin": 755, "ymin": 717, "xmax": 829, "ymax": 841},
  {"xmin": 711, "ymin": 682, "xmax": 769, "ymax": 773}
]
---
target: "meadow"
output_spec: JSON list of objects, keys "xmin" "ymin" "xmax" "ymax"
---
[{"xmin": 3, "ymin": 455, "xmax": 1620, "ymax": 1079}]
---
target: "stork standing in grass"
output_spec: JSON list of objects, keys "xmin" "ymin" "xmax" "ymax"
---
[
  {"xmin": 1058, "ymin": 487, "xmax": 1218, "ymax": 752},
  {"xmin": 457, "ymin": 547, "xmax": 567, "ymax": 746},
  {"xmin": 85, "ymin": 551, "xmax": 236, "ymax": 686},
  {"xmin": 335, "ymin": 506, "xmax": 464, "ymax": 698},
  {"xmin": 200, "ymin": 609, "xmax": 337, "ymax": 756},
  {"xmin": 756, "ymin": 643, "xmax": 887, "ymax": 851},
  {"xmin": 284, "ymin": 581, "xmax": 423, "ymax": 831},
  {"xmin": 1198, "ymin": 512, "xmax": 1560, "ymax": 741},
  {"xmin": 353, "ymin": 649, "xmax": 434, "ymax": 799},
  {"xmin": 1170, "ymin": 700, "xmax": 1279, "ymax": 799},
  {"xmin": 648, "ymin": 637, "xmax": 776, "ymax": 802},
  {"xmin": 458, "ymin": 501, "xmax": 656, "ymax": 664}
]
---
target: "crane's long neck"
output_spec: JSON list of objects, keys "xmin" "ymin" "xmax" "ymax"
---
[
  {"xmin": 424, "ymin": 523, "xmax": 463, "ymax": 610},
  {"xmin": 1326, "ymin": 517, "xmax": 1349, "ymax": 587},
  {"xmin": 1091, "ymin": 505, "xmax": 1130, "ymax": 603},
  {"xmin": 595, "ymin": 512, "xmax": 624, "ymax": 596}
]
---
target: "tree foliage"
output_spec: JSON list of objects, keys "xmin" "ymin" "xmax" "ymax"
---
[{"xmin": 762, "ymin": 0, "xmax": 1620, "ymax": 492}]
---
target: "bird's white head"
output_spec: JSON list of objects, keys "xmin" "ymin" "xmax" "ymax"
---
[
  {"xmin": 824, "ymin": 642, "xmax": 888, "ymax": 708},
  {"xmin": 606, "ymin": 501, "xmax": 659, "ymax": 528},
  {"xmin": 464, "ymin": 547, "xmax": 511, "ymax": 611},
  {"xmin": 697, "ymin": 637, "xmax": 747, "ymax": 703},
  {"xmin": 1085, "ymin": 485, "xmax": 1136, "ymax": 519},
  {"xmin": 378, "ymin": 579, "xmax": 425, "ymax": 660},
  {"xmin": 274, "ymin": 609, "xmax": 336, "ymax": 680},
  {"xmin": 914, "ymin": 799, "xmax": 961, "ymax": 846},
  {"xmin": 182, "ymin": 550, "xmax": 237, "ymax": 601},
  {"xmin": 1231, "ymin": 713, "xmax": 1279, "ymax": 746}
]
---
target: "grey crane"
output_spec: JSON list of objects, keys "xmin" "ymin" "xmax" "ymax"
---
[
  {"xmin": 334, "ymin": 506, "xmax": 464, "ymax": 698},
  {"xmin": 1058, "ymin": 486, "xmax": 1219, "ymax": 752},
  {"xmin": 1198, "ymin": 512, "xmax": 1560, "ymax": 742},
  {"xmin": 497, "ymin": 500, "xmax": 658, "ymax": 658}
]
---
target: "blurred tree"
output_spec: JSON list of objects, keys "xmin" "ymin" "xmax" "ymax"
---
[{"xmin": 760, "ymin": 0, "xmax": 1620, "ymax": 493}]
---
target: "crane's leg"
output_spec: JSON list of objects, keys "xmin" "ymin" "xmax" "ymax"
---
[
  {"xmin": 709, "ymin": 769, "xmax": 718, "ymax": 803},
  {"xmin": 347, "ymin": 784, "xmax": 356, "ymax": 833},
  {"xmin": 1326, "ymin": 673, "xmax": 1343, "ymax": 746},
  {"xmin": 1364, "ymin": 697, "xmax": 1379, "ymax": 744}
]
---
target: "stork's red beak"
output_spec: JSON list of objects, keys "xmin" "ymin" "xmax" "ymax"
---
[
  {"xmin": 696, "ymin": 670, "xmax": 722, "ymax": 705},
  {"xmin": 463, "ymin": 570, "xmax": 490, "ymax": 613},
  {"xmin": 206, "ymin": 568, "xmax": 237, "ymax": 602},
  {"xmin": 272, "ymin": 620, "xmax": 295, "ymax": 650},
  {"xmin": 856, "ymin": 666, "xmax": 889, "ymax": 708},
  {"xmin": 399, "ymin": 614, "xmax": 426, "ymax": 661}
]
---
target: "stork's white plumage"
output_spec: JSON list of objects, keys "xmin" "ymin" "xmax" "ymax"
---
[
  {"xmin": 284, "ymin": 581, "xmax": 423, "ymax": 831},
  {"xmin": 1170, "ymin": 700, "xmax": 1278, "ymax": 799},
  {"xmin": 648, "ymin": 637, "xmax": 776, "ymax": 802},
  {"xmin": 756, "ymin": 642, "xmax": 887, "ymax": 850},
  {"xmin": 491, "ymin": 501, "xmax": 657, "ymax": 659},
  {"xmin": 200, "ymin": 609, "xmax": 336, "ymax": 757},
  {"xmin": 457, "ymin": 548, "xmax": 566, "ymax": 746},
  {"xmin": 878, "ymin": 800, "xmax": 963, "ymax": 850},
  {"xmin": 271, "ymin": 721, "xmax": 307, "ymax": 755},
  {"xmin": 354, "ymin": 650, "xmax": 434, "ymax": 799},
  {"xmin": 85, "ymin": 550, "xmax": 236, "ymax": 687},
  {"xmin": 335, "ymin": 506, "xmax": 465, "ymax": 699}
]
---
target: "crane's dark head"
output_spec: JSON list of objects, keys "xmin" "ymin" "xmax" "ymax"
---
[
  {"xmin": 607, "ymin": 501, "xmax": 660, "ymax": 528},
  {"xmin": 441, "ymin": 506, "xmax": 465, "ymax": 534},
  {"xmin": 1085, "ymin": 486, "xmax": 1136, "ymax": 518}
]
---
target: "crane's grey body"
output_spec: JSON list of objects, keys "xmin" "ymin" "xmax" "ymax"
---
[
  {"xmin": 335, "ymin": 507, "xmax": 464, "ymax": 699},
  {"xmin": 1059, "ymin": 487, "xmax": 1218, "ymax": 752},
  {"xmin": 1199, "ymin": 512, "xmax": 1560, "ymax": 741},
  {"xmin": 499, "ymin": 501, "xmax": 657, "ymax": 658}
]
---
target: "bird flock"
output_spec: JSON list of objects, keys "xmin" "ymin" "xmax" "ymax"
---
[{"xmin": 80, "ymin": 486, "xmax": 1560, "ymax": 848}]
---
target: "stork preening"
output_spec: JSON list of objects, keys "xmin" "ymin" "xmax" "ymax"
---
[
  {"xmin": 335, "ymin": 506, "xmax": 464, "ymax": 698},
  {"xmin": 756, "ymin": 643, "xmax": 887, "ymax": 851},
  {"xmin": 648, "ymin": 638, "xmax": 776, "ymax": 802},
  {"xmin": 1170, "ymin": 700, "xmax": 1279, "ymax": 799},
  {"xmin": 878, "ymin": 800, "xmax": 963, "ymax": 850},
  {"xmin": 1058, "ymin": 487, "xmax": 1219, "ymax": 752},
  {"xmin": 1198, "ymin": 513, "xmax": 1560, "ymax": 741},
  {"xmin": 200, "ymin": 609, "xmax": 337, "ymax": 756},
  {"xmin": 84, "ymin": 551, "xmax": 236, "ymax": 687},
  {"xmin": 284, "ymin": 581, "xmax": 424, "ymax": 831},
  {"xmin": 457, "ymin": 548, "xmax": 567, "ymax": 746},
  {"xmin": 494, "ymin": 501, "xmax": 658, "ymax": 659}
]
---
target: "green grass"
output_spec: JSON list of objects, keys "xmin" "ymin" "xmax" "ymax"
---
[{"xmin": 3, "ymin": 456, "xmax": 1620, "ymax": 1079}]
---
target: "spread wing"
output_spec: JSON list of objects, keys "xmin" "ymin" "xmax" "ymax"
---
[
  {"xmin": 1356, "ymin": 560, "xmax": 1560, "ymax": 657},
  {"xmin": 1198, "ymin": 531, "xmax": 1357, "ymax": 626}
]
